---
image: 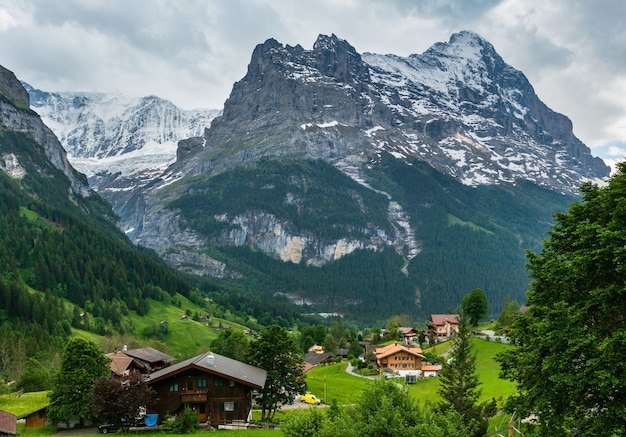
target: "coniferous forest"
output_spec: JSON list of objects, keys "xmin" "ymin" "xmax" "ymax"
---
[
  {"xmin": 0, "ymin": 128, "xmax": 192, "ymax": 380},
  {"xmin": 167, "ymin": 156, "xmax": 574, "ymax": 321}
]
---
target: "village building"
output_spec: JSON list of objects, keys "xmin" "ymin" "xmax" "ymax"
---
[
  {"xmin": 122, "ymin": 347, "xmax": 176, "ymax": 373},
  {"xmin": 427, "ymin": 314, "xmax": 460, "ymax": 341},
  {"xmin": 22, "ymin": 407, "xmax": 48, "ymax": 428},
  {"xmin": 421, "ymin": 364, "xmax": 441, "ymax": 378},
  {"xmin": 397, "ymin": 326, "xmax": 418, "ymax": 344},
  {"xmin": 145, "ymin": 351, "xmax": 266, "ymax": 428},
  {"xmin": 106, "ymin": 351, "xmax": 148, "ymax": 377},
  {"xmin": 374, "ymin": 343, "xmax": 425, "ymax": 377}
]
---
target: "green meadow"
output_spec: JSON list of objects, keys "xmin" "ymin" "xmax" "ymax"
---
[{"xmin": 303, "ymin": 338, "xmax": 514, "ymax": 407}]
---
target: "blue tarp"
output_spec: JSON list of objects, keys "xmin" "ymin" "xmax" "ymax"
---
[{"xmin": 144, "ymin": 414, "xmax": 158, "ymax": 427}]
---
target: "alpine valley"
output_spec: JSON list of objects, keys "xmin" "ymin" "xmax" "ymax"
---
[{"xmin": 23, "ymin": 31, "xmax": 610, "ymax": 322}]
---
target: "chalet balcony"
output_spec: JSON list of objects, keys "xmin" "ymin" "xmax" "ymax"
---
[{"xmin": 181, "ymin": 390, "xmax": 208, "ymax": 403}]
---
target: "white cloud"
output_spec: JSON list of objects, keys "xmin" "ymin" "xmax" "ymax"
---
[{"xmin": 0, "ymin": 0, "xmax": 624, "ymax": 163}]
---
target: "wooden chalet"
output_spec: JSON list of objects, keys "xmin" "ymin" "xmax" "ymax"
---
[
  {"xmin": 398, "ymin": 327, "xmax": 418, "ymax": 343},
  {"xmin": 428, "ymin": 314, "xmax": 460, "ymax": 340},
  {"xmin": 374, "ymin": 343, "xmax": 425, "ymax": 377},
  {"xmin": 106, "ymin": 351, "xmax": 148, "ymax": 377},
  {"xmin": 23, "ymin": 407, "xmax": 48, "ymax": 428},
  {"xmin": 122, "ymin": 347, "xmax": 176, "ymax": 373},
  {"xmin": 145, "ymin": 351, "xmax": 266, "ymax": 428}
]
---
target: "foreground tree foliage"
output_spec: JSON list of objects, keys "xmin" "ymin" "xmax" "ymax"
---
[
  {"xmin": 282, "ymin": 379, "xmax": 469, "ymax": 436},
  {"xmin": 245, "ymin": 325, "xmax": 306, "ymax": 423},
  {"xmin": 438, "ymin": 312, "xmax": 496, "ymax": 437},
  {"xmin": 91, "ymin": 371, "xmax": 156, "ymax": 431},
  {"xmin": 497, "ymin": 163, "xmax": 626, "ymax": 435},
  {"xmin": 48, "ymin": 338, "xmax": 110, "ymax": 427}
]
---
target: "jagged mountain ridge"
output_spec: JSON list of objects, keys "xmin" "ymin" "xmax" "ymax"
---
[{"xmin": 170, "ymin": 31, "xmax": 607, "ymax": 192}]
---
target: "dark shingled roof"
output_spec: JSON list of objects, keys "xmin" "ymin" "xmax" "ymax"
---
[
  {"xmin": 146, "ymin": 351, "xmax": 267, "ymax": 389},
  {"xmin": 0, "ymin": 410, "xmax": 16, "ymax": 436},
  {"xmin": 124, "ymin": 347, "xmax": 176, "ymax": 364},
  {"xmin": 304, "ymin": 351, "xmax": 334, "ymax": 366}
]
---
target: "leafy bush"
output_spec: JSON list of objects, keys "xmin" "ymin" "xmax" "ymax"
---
[{"xmin": 160, "ymin": 406, "xmax": 199, "ymax": 433}]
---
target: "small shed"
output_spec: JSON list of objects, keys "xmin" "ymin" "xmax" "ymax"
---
[
  {"xmin": 421, "ymin": 364, "xmax": 441, "ymax": 378},
  {"xmin": 0, "ymin": 410, "xmax": 17, "ymax": 436},
  {"xmin": 23, "ymin": 406, "xmax": 48, "ymax": 428}
]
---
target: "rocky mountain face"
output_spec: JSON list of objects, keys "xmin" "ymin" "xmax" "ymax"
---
[
  {"xmin": 174, "ymin": 31, "xmax": 607, "ymax": 191},
  {"xmin": 0, "ymin": 66, "xmax": 92, "ymax": 201},
  {"xmin": 25, "ymin": 32, "xmax": 611, "ymax": 318},
  {"xmin": 126, "ymin": 32, "xmax": 606, "ymax": 271}
]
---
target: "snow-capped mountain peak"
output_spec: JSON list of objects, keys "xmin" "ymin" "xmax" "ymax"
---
[{"xmin": 23, "ymin": 82, "xmax": 220, "ymax": 180}]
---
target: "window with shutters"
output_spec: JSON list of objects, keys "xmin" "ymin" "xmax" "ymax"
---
[{"xmin": 220, "ymin": 401, "xmax": 238, "ymax": 412}]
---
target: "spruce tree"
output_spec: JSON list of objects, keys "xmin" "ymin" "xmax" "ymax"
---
[{"xmin": 438, "ymin": 312, "xmax": 495, "ymax": 437}]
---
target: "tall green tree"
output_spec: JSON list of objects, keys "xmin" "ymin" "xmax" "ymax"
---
[
  {"xmin": 245, "ymin": 325, "xmax": 306, "ymax": 423},
  {"xmin": 497, "ymin": 164, "xmax": 626, "ymax": 435},
  {"xmin": 438, "ymin": 313, "xmax": 496, "ymax": 437},
  {"xmin": 17, "ymin": 357, "xmax": 52, "ymax": 392},
  {"xmin": 461, "ymin": 288, "xmax": 489, "ymax": 326},
  {"xmin": 209, "ymin": 329, "xmax": 249, "ymax": 361},
  {"xmin": 496, "ymin": 295, "xmax": 520, "ymax": 329},
  {"xmin": 48, "ymin": 338, "xmax": 110, "ymax": 427}
]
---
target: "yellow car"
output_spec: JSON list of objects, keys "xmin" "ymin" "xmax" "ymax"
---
[{"xmin": 300, "ymin": 393, "xmax": 321, "ymax": 405}]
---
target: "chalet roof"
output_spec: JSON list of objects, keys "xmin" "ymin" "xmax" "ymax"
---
[
  {"xmin": 124, "ymin": 347, "xmax": 176, "ymax": 364},
  {"xmin": 0, "ymin": 410, "xmax": 16, "ymax": 436},
  {"xmin": 105, "ymin": 351, "xmax": 146, "ymax": 375},
  {"xmin": 374, "ymin": 343, "xmax": 425, "ymax": 360},
  {"xmin": 146, "ymin": 351, "xmax": 267, "ymax": 390},
  {"xmin": 398, "ymin": 327, "xmax": 417, "ymax": 334},
  {"xmin": 421, "ymin": 364, "xmax": 440, "ymax": 372},
  {"xmin": 304, "ymin": 351, "xmax": 334, "ymax": 366},
  {"xmin": 429, "ymin": 314, "xmax": 460, "ymax": 326}
]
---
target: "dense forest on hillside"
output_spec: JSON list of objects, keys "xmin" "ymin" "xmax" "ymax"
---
[
  {"xmin": 367, "ymin": 155, "xmax": 575, "ymax": 314},
  {"xmin": 0, "ymin": 130, "xmax": 195, "ymax": 381},
  {"xmin": 164, "ymin": 156, "xmax": 574, "ymax": 321}
]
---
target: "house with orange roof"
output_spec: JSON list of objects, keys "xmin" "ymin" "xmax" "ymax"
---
[
  {"xmin": 428, "ymin": 314, "xmax": 460, "ymax": 340},
  {"xmin": 106, "ymin": 351, "xmax": 148, "ymax": 377},
  {"xmin": 397, "ymin": 326, "xmax": 418, "ymax": 344},
  {"xmin": 374, "ymin": 343, "xmax": 425, "ymax": 377},
  {"xmin": 421, "ymin": 364, "xmax": 441, "ymax": 378}
]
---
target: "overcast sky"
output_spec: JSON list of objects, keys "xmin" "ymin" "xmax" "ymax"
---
[{"xmin": 1, "ymin": 0, "xmax": 625, "ymax": 166}]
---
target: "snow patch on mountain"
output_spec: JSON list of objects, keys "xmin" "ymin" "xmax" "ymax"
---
[{"xmin": 70, "ymin": 139, "xmax": 177, "ymax": 177}]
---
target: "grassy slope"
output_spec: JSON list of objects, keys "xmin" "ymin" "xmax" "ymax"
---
[
  {"xmin": 0, "ymin": 392, "xmax": 49, "ymax": 418},
  {"xmin": 124, "ymin": 296, "xmax": 250, "ymax": 358},
  {"xmin": 73, "ymin": 293, "xmax": 251, "ymax": 358}
]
